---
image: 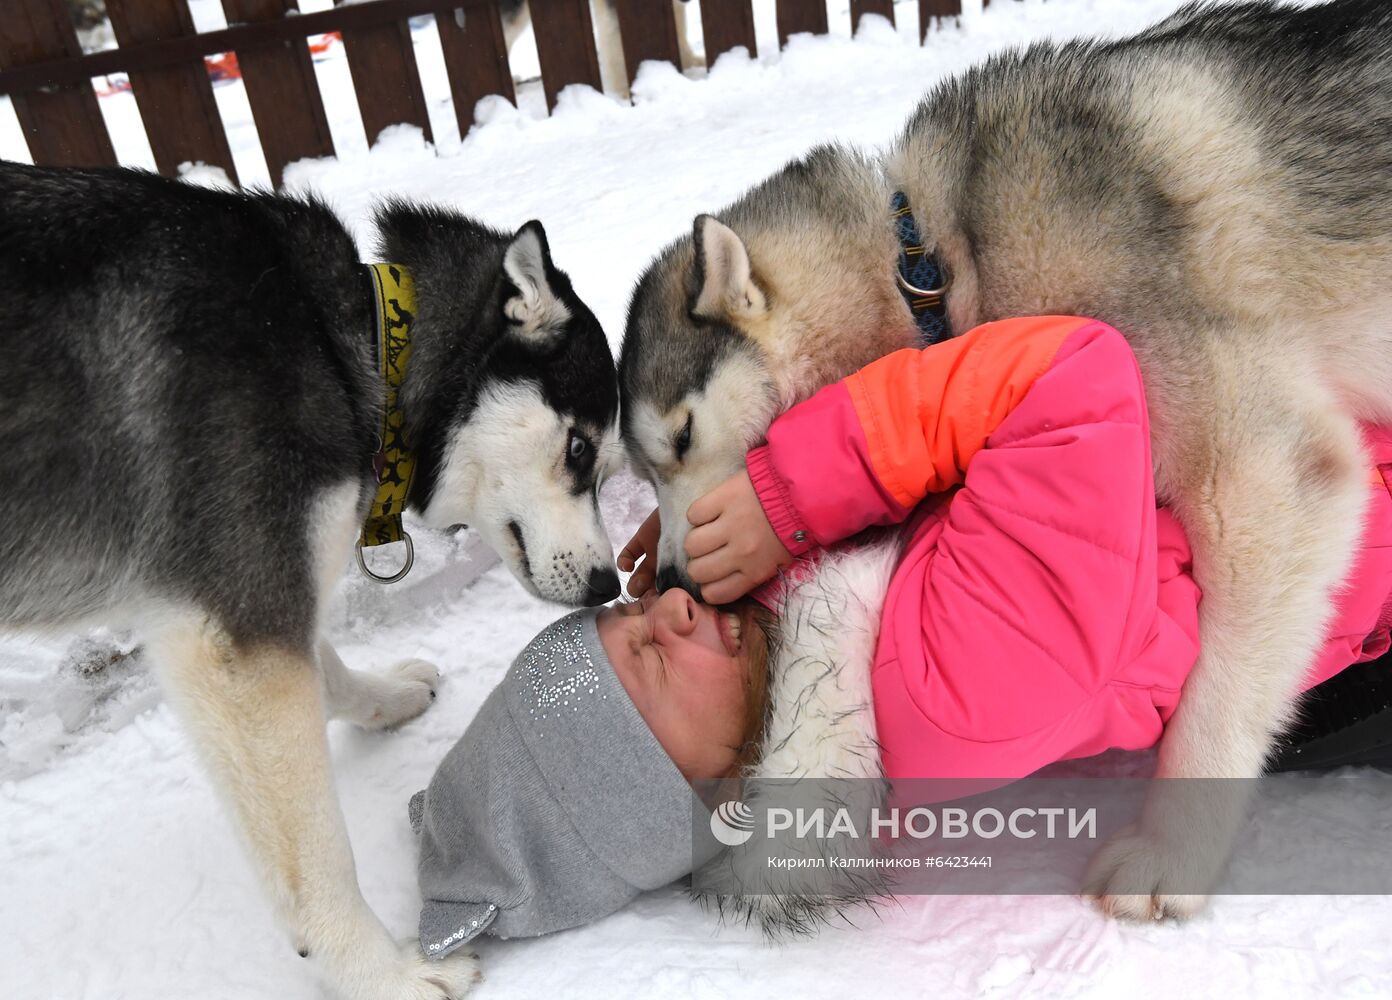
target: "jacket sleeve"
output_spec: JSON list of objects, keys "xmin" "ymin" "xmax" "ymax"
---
[
  {"xmin": 746, "ymin": 316, "xmax": 1099, "ymax": 556},
  {"xmin": 871, "ymin": 318, "xmax": 1192, "ymax": 780}
]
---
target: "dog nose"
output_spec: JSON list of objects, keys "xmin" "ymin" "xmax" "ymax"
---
[
  {"xmin": 582, "ymin": 566, "xmax": 620, "ymax": 606},
  {"xmin": 655, "ymin": 565, "xmax": 702, "ymax": 600}
]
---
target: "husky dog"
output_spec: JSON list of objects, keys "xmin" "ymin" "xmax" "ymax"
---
[
  {"xmin": 622, "ymin": 0, "xmax": 1392, "ymax": 921},
  {"xmin": 0, "ymin": 162, "xmax": 621, "ymax": 998},
  {"xmin": 498, "ymin": 0, "xmax": 698, "ymax": 99}
]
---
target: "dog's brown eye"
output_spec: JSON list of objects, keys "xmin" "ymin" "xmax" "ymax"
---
[{"xmin": 674, "ymin": 414, "xmax": 693, "ymax": 462}]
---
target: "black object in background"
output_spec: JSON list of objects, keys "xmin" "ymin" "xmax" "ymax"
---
[{"xmin": 1271, "ymin": 650, "xmax": 1392, "ymax": 771}]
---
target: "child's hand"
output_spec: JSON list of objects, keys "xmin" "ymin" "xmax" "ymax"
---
[
  {"xmin": 685, "ymin": 470, "xmax": 793, "ymax": 604},
  {"xmin": 617, "ymin": 508, "xmax": 661, "ymax": 598}
]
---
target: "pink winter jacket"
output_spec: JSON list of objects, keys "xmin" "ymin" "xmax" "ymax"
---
[{"xmin": 746, "ymin": 316, "xmax": 1392, "ymax": 781}]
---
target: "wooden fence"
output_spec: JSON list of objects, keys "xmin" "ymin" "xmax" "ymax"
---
[{"xmin": 0, "ymin": 0, "xmax": 973, "ymax": 187}]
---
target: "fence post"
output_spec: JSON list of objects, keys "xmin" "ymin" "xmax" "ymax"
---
[
  {"xmin": 0, "ymin": 0, "xmax": 116, "ymax": 168},
  {"xmin": 919, "ymin": 0, "xmax": 963, "ymax": 39},
  {"xmin": 699, "ymin": 0, "xmax": 757, "ymax": 65},
  {"xmin": 435, "ymin": 3, "xmax": 515, "ymax": 138},
  {"xmin": 850, "ymin": 1, "xmax": 895, "ymax": 32},
  {"xmin": 105, "ymin": 0, "xmax": 237, "ymax": 181},
  {"xmin": 530, "ymin": 0, "xmax": 602, "ymax": 112},
  {"xmin": 223, "ymin": 0, "xmax": 334, "ymax": 187},
  {"xmin": 775, "ymin": 0, "xmax": 829, "ymax": 48},
  {"xmin": 340, "ymin": 12, "xmax": 432, "ymax": 147},
  {"xmin": 611, "ymin": 0, "xmax": 680, "ymax": 89}
]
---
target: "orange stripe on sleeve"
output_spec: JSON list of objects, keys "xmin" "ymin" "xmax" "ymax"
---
[{"xmin": 844, "ymin": 316, "xmax": 1092, "ymax": 509}]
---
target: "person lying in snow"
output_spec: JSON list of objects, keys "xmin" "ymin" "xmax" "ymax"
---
[{"xmin": 410, "ymin": 315, "xmax": 1392, "ymax": 955}]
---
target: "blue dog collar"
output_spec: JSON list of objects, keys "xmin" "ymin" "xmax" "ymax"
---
[{"xmin": 891, "ymin": 191, "xmax": 950, "ymax": 346}]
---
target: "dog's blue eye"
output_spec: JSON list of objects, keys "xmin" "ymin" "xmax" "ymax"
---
[{"xmin": 568, "ymin": 431, "xmax": 589, "ymax": 461}]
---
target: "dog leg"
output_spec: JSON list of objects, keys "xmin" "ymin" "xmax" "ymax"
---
[
  {"xmin": 320, "ymin": 640, "xmax": 440, "ymax": 731},
  {"xmin": 149, "ymin": 620, "xmax": 479, "ymax": 999},
  {"xmin": 1085, "ymin": 359, "xmax": 1367, "ymax": 919},
  {"xmin": 592, "ymin": 0, "xmax": 632, "ymax": 100}
]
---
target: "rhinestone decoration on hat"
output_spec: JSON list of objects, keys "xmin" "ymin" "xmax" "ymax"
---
[{"xmin": 521, "ymin": 612, "xmax": 606, "ymax": 733}]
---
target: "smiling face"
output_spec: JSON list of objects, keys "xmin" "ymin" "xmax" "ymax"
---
[{"xmin": 597, "ymin": 590, "xmax": 761, "ymax": 782}]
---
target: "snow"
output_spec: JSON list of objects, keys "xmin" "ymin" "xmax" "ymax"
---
[{"xmin": 2, "ymin": 1, "xmax": 1386, "ymax": 998}]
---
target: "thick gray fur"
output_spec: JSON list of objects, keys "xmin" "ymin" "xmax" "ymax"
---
[
  {"xmin": 0, "ymin": 164, "xmax": 618, "ymax": 648},
  {"xmin": 0, "ymin": 162, "xmax": 620, "ymax": 997},
  {"xmin": 621, "ymin": 0, "xmax": 1392, "ymax": 928}
]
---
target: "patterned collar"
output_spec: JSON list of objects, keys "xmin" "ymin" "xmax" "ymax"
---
[
  {"xmin": 355, "ymin": 262, "xmax": 418, "ymax": 584},
  {"xmin": 891, "ymin": 191, "xmax": 951, "ymax": 345}
]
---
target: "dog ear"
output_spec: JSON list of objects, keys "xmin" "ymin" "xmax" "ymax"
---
[
  {"xmin": 503, "ymin": 220, "xmax": 571, "ymax": 344},
  {"xmin": 690, "ymin": 215, "xmax": 766, "ymax": 322}
]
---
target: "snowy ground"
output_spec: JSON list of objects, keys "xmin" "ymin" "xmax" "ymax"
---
[{"xmin": 4, "ymin": 0, "xmax": 1388, "ymax": 998}]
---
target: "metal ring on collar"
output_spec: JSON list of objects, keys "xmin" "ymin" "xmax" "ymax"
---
[
  {"xmin": 896, "ymin": 270, "xmax": 950, "ymax": 301},
  {"xmin": 355, "ymin": 532, "xmax": 414, "ymax": 584}
]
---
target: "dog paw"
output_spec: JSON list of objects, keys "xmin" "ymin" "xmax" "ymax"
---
[
  {"xmin": 1082, "ymin": 825, "xmax": 1210, "ymax": 921},
  {"xmin": 362, "ymin": 659, "xmax": 440, "ymax": 730},
  {"xmin": 390, "ymin": 658, "xmax": 442, "ymax": 691},
  {"xmin": 334, "ymin": 940, "xmax": 480, "ymax": 1000},
  {"xmin": 397, "ymin": 941, "xmax": 481, "ymax": 1000}
]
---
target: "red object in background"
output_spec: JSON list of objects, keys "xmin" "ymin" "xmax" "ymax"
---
[
  {"xmin": 94, "ymin": 32, "xmax": 341, "ymax": 97},
  {"xmin": 205, "ymin": 51, "xmax": 240, "ymax": 82},
  {"xmin": 309, "ymin": 32, "xmax": 342, "ymax": 56}
]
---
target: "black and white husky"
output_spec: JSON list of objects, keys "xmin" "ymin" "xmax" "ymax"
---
[
  {"xmin": 621, "ymin": 0, "xmax": 1392, "ymax": 928},
  {"xmin": 0, "ymin": 162, "xmax": 621, "ymax": 998}
]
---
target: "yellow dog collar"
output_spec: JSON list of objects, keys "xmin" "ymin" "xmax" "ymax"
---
[{"xmin": 355, "ymin": 262, "xmax": 417, "ymax": 584}]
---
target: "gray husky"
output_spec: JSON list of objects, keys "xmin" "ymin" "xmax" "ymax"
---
[
  {"xmin": 0, "ymin": 163, "xmax": 621, "ymax": 998},
  {"xmin": 621, "ymin": 0, "xmax": 1392, "ymax": 921}
]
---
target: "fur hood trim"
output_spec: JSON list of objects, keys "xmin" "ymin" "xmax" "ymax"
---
[{"xmin": 692, "ymin": 531, "xmax": 903, "ymax": 936}]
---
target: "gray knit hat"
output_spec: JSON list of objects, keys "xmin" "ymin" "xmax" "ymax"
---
[{"xmin": 411, "ymin": 607, "xmax": 706, "ymax": 957}]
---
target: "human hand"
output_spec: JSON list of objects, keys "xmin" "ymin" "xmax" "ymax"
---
[
  {"xmin": 617, "ymin": 507, "xmax": 661, "ymax": 598},
  {"xmin": 684, "ymin": 470, "xmax": 793, "ymax": 604}
]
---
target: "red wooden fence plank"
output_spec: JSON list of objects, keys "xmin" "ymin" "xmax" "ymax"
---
[
  {"xmin": 223, "ymin": 0, "xmax": 334, "ymax": 187},
  {"xmin": 0, "ymin": 0, "xmax": 115, "ymax": 168},
  {"xmin": 435, "ymin": 3, "xmax": 515, "ymax": 136},
  {"xmin": 530, "ymin": 0, "xmax": 602, "ymax": 112},
  {"xmin": 611, "ymin": 0, "xmax": 680, "ymax": 88},
  {"xmin": 106, "ymin": 0, "xmax": 237, "ymax": 181},
  {"xmin": 776, "ymin": 0, "xmax": 829, "ymax": 47},
  {"xmin": 850, "ymin": 0, "xmax": 896, "ymax": 31},
  {"xmin": 919, "ymin": 0, "xmax": 963, "ymax": 38},
  {"xmin": 699, "ymin": 0, "xmax": 757, "ymax": 64},
  {"xmin": 340, "ymin": 15, "xmax": 432, "ymax": 147}
]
